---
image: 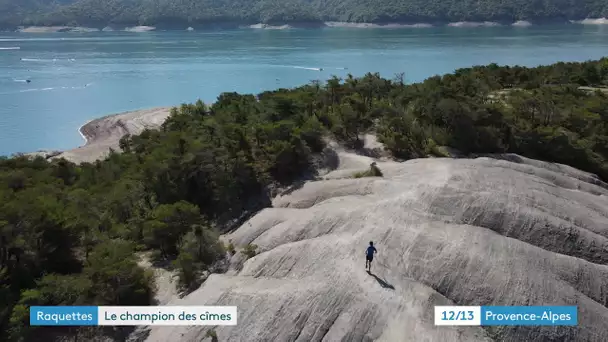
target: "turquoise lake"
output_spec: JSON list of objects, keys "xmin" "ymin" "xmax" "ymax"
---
[{"xmin": 1, "ymin": 25, "xmax": 608, "ymax": 155}]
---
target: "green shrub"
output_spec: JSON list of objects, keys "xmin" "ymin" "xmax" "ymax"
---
[
  {"xmin": 173, "ymin": 252, "xmax": 201, "ymax": 291},
  {"xmin": 206, "ymin": 328, "xmax": 219, "ymax": 341},
  {"xmin": 243, "ymin": 244, "xmax": 258, "ymax": 259},
  {"xmin": 227, "ymin": 240, "xmax": 236, "ymax": 255},
  {"xmin": 370, "ymin": 162, "xmax": 383, "ymax": 176},
  {"xmin": 352, "ymin": 163, "xmax": 383, "ymax": 178},
  {"xmin": 425, "ymin": 138, "xmax": 449, "ymax": 157}
]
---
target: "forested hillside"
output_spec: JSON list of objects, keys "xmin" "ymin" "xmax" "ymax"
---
[
  {"xmin": 1, "ymin": 0, "xmax": 607, "ymax": 29},
  {"xmin": 2, "ymin": 58, "xmax": 608, "ymax": 341}
]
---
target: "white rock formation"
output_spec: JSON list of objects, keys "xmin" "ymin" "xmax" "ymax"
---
[
  {"xmin": 512, "ymin": 20, "xmax": 532, "ymax": 27},
  {"xmin": 249, "ymin": 23, "xmax": 293, "ymax": 30},
  {"xmin": 447, "ymin": 21, "xmax": 501, "ymax": 27},
  {"xmin": 144, "ymin": 142, "xmax": 608, "ymax": 342},
  {"xmin": 573, "ymin": 18, "xmax": 608, "ymax": 25},
  {"xmin": 125, "ymin": 26, "xmax": 156, "ymax": 32}
]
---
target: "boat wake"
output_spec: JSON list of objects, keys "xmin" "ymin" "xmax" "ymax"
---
[
  {"xmin": 20, "ymin": 58, "xmax": 75, "ymax": 62},
  {"xmin": 24, "ymin": 87, "xmax": 54, "ymax": 92},
  {"xmin": 21, "ymin": 58, "xmax": 51, "ymax": 62},
  {"xmin": 14, "ymin": 84, "xmax": 92, "ymax": 93},
  {"xmin": 292, "ymin": 66, "xmax": 322, "ymax": 71},
  {"xmin": 0, "ymin": 47, "xmax": 20, "ymax": 50}
]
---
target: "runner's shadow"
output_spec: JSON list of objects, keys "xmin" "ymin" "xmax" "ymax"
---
[{"xmin": 367, "ymin": 271, "xmax": 395, "ymax": 290}]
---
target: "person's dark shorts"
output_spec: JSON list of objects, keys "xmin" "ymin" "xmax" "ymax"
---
[{"xmin": 366, "ymin": 255, "xmax": 373, "ymax": 262}]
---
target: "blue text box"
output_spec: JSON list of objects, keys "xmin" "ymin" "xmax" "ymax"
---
[
  {"xmin": 30, "ymin": 306, "xmax": 98, "ymax": 326},
  {"xmin": 481, "ymin": 306, "xmax": 577, "ymax": 326}
]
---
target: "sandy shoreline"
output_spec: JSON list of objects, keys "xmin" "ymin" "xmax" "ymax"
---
[
  {"xmin": 78, "ymin": 119, "xmax": 93, "ymax": 144},
  {"xmin": 29, "ymin": 107, "xmax": 172, "ymax": 164}
]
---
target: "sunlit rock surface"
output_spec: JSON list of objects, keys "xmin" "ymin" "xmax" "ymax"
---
[{"xmin": 145, "ymin": 145, "xmax": 608, "ymax": 342}]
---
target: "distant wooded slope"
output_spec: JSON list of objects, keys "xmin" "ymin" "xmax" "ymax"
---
[{"xmin": 1, "ymin": 0, "xmax": 607, "ymax": 29}]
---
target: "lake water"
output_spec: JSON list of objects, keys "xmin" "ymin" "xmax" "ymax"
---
[{"xmin": 1, "ymin": 25, "xmax": 608, "ymax": 156}]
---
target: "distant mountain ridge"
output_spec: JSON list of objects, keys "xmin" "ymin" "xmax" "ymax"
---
[{"xmin": 1, "ymin": 0, "xmax": 608, "ymax": 29}]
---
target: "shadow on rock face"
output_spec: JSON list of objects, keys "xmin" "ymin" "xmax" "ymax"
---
[{"xmin": 368, "ymin": 271, "xmax": 395, "ymax": 290}]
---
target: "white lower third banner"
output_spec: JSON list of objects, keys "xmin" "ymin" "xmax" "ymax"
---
[{"xmin": 30, "ymin": 306, "xmax": 237, "ymax": 326}]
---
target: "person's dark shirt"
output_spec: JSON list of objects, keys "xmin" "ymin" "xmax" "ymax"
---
[{"xmin": 366, "ymin": 246, "xmax": 377, "ymax": 257}]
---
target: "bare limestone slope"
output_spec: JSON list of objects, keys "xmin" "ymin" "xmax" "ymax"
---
[{"xmin": 145, "ymin": 143, "xmax": 608, "ymax": 342}]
